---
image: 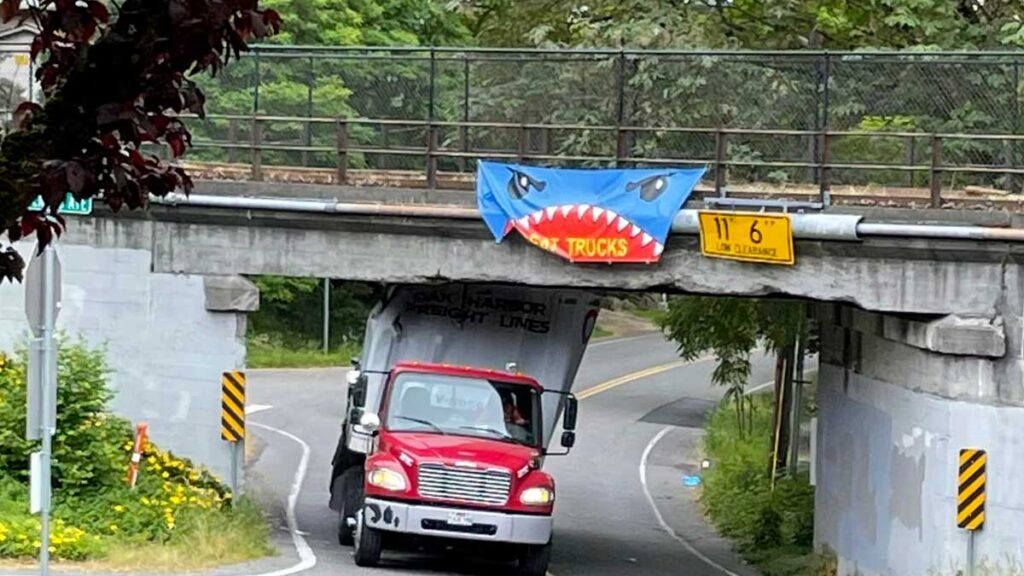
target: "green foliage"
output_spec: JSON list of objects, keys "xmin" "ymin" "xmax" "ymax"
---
[
  {"xmin": 0, "ymin": 337, "xmax": 131, "ymax": 492},
  {"xmin": 249, "ymin": 277, "xmax": 380, "ymax": 350},
  {"xmin": 263, "ymin": 0, "xmax": 469, "ymax": 46},
  {"xmin": 0, "ymin": 342, "xmax": 270, "ymax": 563},
  {"xmin": 701, "ymin": 395, "xmax": 816, "ymax": 576},
  {"xmin": 659, "ymin": 296, "xmax": 807, "ymax": 389},
  {"xmin": 247, "ymin": 334, "xmax": 363, "ymax": 368}
]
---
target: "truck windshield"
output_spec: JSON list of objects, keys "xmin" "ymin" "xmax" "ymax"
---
[{"xmin": 385, "ymin": 372, "xmax": 541, "ymax": 447}]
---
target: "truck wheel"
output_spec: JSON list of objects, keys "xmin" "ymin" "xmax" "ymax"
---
[
  {"xmin": 517, "ymin": 542, "xmax": 552, "ymax": 576},
  {"xmin": 353, "ymin": 510, "xmax": 382, "ymax": 567},
  {"xmin": 335, "ymin": 468, "xmax": 362, "ymax": 546}
]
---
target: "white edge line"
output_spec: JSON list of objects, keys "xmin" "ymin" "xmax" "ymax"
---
[
  {"xmin": 249, "ymin": 421, "xmax": 318, "ymax": 576},
  {"xmin": 639, "ymin": 426, "xmax": 742, "ymax": 576}
]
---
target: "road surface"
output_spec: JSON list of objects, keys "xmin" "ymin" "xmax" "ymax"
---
[{"xmin": 245, "ymin": 332, "xmax": 778, "ymax": 576}]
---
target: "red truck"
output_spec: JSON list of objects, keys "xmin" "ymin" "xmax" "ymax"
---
[
  {"xmin": 329, "ymin": 283, "xmax": 597, "ymax": 574},
  {"xmin": 350, "ymin": 361, "xmax": 578, "ymax": 574}
]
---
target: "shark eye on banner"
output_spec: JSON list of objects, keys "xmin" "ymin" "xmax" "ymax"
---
[{"xmin": 476, "ymin": 161, "xmax": 707, "ymax": 264}]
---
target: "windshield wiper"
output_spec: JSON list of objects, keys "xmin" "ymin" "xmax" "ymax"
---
[
  {"xmin": 458, "ymin": 425, "xmax": 517, "ymax": 442},
  {"xmin": 393, "ymin": 415, "xmax": 446, "ymax": 435}
]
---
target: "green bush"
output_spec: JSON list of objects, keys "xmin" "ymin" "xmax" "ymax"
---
[
  {"xmin": 0, "ymin": 341, "xmax": 267, "ymax": 563},
  {"xmin": 0, "ymin": 338, "xmax": 131, "ymax": 492},
  {"xmin": 701, "ymin": 394, "xmax": 815, "ymax": 575}
]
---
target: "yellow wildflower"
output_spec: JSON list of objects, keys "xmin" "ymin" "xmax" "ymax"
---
[
  {"xmin": 48, "ymin": 546, "xmax": 56, "ymax": 554},
  {"xmin": 113, "ymin": 504, "xmax": 125, "ymax": 513},
  {"xmin": 109, "ymin": 524, "xmax": 118, "ymax": 533},
  {"xmin": 162, "ymin": 471, "xmax": 169, "ymax": 479}
]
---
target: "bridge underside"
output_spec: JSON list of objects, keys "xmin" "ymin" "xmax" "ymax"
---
[{"xmin": 66, "ymin": 199, "xmax": 1017, "ymax": 318}]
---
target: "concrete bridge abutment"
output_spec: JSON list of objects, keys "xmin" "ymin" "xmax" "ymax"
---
[
  {"xmin": 814, "ymin": 303, "xmax": 1024, "ymax": 575},
  {"xmin": 0, "ymin": 243, "xmax": 259, "ymax": 485}
]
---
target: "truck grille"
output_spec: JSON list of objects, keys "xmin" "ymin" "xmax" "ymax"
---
[{"xmin": 417, "ymin": 463, "xmax": 512, "ymax": 506}]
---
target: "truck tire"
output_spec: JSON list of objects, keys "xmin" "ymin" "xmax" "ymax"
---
[
  {"xmin": 353, "ymin": 510, "xmax": 383, "ymax": 567},
  {"xmin": 517, "ymin": 542, "xmax": 552, "ymax": 576},
  {"xmin": 335, "ymin": 468, "xmax": 363, "ymax": 546}
]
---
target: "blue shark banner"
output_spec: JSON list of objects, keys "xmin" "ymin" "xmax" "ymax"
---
[{"xmin": 477, "ymin": 161, "xmax": 706, "ymax": 263}]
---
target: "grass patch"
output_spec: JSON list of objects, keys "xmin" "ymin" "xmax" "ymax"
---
[
  {"xmin": 247, "ymin": 336, "xmax": 361, "ymax": 369},
  {"xmin": 629, "ymin": 307, "xmax": 667, "ymax": 325},
  {"xmin": 93, "ymin": 498, "xmax": 273, "ymax": 572},
  {"xmin": 701, "ymin": 394, "xmax": 819, "ymax": 576},
  {"xmin": 591, "ymin": 324, "xmax": 614, "ymax": 339}
]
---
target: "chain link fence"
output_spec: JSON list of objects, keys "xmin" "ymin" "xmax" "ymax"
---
[{"xmin": 3, "ymin": 44, "xmax": 1021, "ymax": 197}]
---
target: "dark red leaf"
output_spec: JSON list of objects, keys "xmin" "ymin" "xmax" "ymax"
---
[
  {"xmin": 29, "ymin": 35, "xmax": 43, "ymax": 59},
  {"xmin": 262, "ymin": 9, "xmax": 282, "ymax": 34},
  {"xmin": 106, "ymin": 195, "xmax": 123, "ymax": 212},
  {"xmin": 36, "ymin": 223, "xmax": 52, "ymax": 248},
  {"xmin": 0, "ymin": 0, "xmax": 18, "ymax": 22},
  {"xmin": 87, "ymin": 0, "xmax": 109, "ymax": 23},
  {"xmin": 65, "ymin": 160, "xmax": 86, "ymax": 192},
  {"xmin": 128, "ymin": 149, "xmax": 146, "ymax": 168}
]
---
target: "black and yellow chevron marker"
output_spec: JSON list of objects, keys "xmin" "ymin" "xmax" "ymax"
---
[
  {"xmin": 958, "ymin": 448, "xmax": 986, "ymax": 531},
  {"xmin": 221, "ymin": 371, "xmax": 246, "ymax": 442}
]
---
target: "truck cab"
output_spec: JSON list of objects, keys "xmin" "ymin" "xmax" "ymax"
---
[{"xmin": 349, "ymin": 361, "xmax": 577, "ymax": 575}]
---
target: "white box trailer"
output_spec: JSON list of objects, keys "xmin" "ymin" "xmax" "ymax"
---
[{"xmin": 342, "ymin": 282, "xmax": 600, "ymax": 457}]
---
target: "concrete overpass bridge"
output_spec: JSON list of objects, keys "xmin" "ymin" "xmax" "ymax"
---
[{"xmin": 5, "ymin": 47, "xmax": 1024, "ymax": 575}]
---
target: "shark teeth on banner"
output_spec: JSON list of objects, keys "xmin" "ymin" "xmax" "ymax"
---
[
  {"xmin": 546, "ymin": 206, "xmax": 558, "ymax": 219},
  {"xmin": 531, "ymin": 211, "xmax": 543, "ymax": 224},
  {"xmin": 641, "ymin": 233, "xmax": 653, "ymax": 247},
  {"xmin": 577, "ymin": 204, "xmax": 590, "ymax": 219},
  {"xmin": 518, "ymin": 216, "xmax": 531, "ymax": 229},
  {"xmin": 630, "ymin": 225, "xmax": 641, "ymax": 238},
  {"xmin": 605, "ymin": 210, "xmax": 617, "ymax": 225},
  {"xmin": 616, "ymin": 216, "xmax": 629, "ymax": 232},
  {"xmin": 561, "ymin": 205, "xmax": 573, "ymax": 218},
  {"xmin": 654, "ymin": 242, "xmax": 664, "ymax": 256}
]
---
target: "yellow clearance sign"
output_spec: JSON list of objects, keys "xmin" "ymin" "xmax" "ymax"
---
[{"xmin": 698, "ymin": 211, "xmax": 795, "ymax": 265}]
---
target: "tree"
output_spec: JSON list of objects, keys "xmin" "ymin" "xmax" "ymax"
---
[
  {"xmin": 659, "ymin": 296, "xmax": 809, "ymax": 468},
  {"xmin": 0, "ymin": 0, "xmax": 282, "ymax": 283}
]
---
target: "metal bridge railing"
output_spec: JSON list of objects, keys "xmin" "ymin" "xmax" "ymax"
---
[
  {"xmin": 181, "ymin": 112, "xmax": 1024, "ymax": 209},
  {"xmin": 8, "ymin": 44, "xmax": 1024, "ymax": 208}
]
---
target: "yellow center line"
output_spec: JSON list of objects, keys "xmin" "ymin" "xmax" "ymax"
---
[
  {"xmin": 576, "ymin": 358, "xmax": 708, "ymax": 400},
  {"xmin": 548, "ymin": 355, "xmax": 708, "ymax": 576}
]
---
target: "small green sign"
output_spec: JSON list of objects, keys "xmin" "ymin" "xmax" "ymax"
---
[{"xmin": 28, "ymin": 193, "xmax": 93, "ymax": 216}]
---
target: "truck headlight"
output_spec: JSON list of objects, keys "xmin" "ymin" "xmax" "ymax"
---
[
  {"xmin": 519, "ymin": 486, "xmax": 555, "ymax": 506},
  {"xmin": 367, "ymin": 468, "xmax": 407, "ymax": 492}
]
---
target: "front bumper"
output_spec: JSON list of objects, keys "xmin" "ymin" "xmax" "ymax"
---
[{"xmin": 363, "ymin": 497, "xmax": 552, "ymax": 545}]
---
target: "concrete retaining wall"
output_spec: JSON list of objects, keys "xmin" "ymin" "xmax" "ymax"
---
[
  {"xmin": 815, "ymin": 310, "xmax": 1024, "ymax": 575},
  {"xmin": 0, "ymin": 243, "xmax": 253, "ymax": 484}
]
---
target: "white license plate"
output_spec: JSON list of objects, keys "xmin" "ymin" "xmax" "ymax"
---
[{"xmin": 447, "ymin": 511, "xmax": 473, "ymax": 526}]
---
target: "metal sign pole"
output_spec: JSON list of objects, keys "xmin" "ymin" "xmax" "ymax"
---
[
  {"xmin": 322, "ymin": 278, "xmax": 330, "ymax": 354},
  {"xmin": 38, "ymin": 245, "xmax": 56, "ymax": 576}
]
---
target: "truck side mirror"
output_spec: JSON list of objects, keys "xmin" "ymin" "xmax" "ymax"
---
[
  {"xmin": 359, "ymin": 412, "xmax": 381, "ymax": 436},
  {"xmin": 560, "ymin": 431, "xmax": 576, "ymax": 449},
  {"xmin": 562, "ymin": 397, "xmax": 578, "ymax": 431}
]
